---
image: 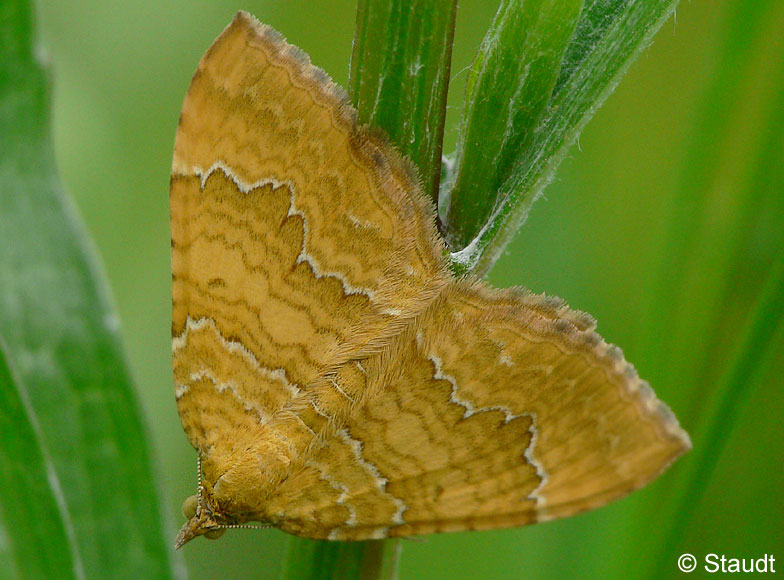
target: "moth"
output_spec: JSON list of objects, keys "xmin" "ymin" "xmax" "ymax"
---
[{"xmin": 171, "ymin": 11, "xmax": 690, "ymax": 548}]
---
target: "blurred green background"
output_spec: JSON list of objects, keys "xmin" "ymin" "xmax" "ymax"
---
[{"xmin": 33, "ymin": 0, "xmax": 783, "ymax": 579}]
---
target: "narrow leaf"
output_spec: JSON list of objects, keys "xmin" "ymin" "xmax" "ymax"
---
[
  {"xmin": 448, "ymin": 0, "xmax": 680, "ymax": 276},
  {"xmin": 280, "ymin": 539, "xmax": 399, "ymax": 580},
  {"xmin": 349, "ymin": 0, "xmax": 458, "ymax": 203},
  {"xmin": 638, "ymin": 0, "xmax": 781, "ymax": 395},
  {"xmin": 624, "ymin": 2, "xmax": 784, "ymax": 573},
  {"xmin": 0, "ymin": 338, "xmax": 81, "ymax": 580},
  {"xmin": 443, "ymin": 0, "xmax": 583, "ymax": 251},
  {"xmin": 652, "ymin": 251, "xmax": 784, "ymax": 578},
  {"xmin": 0, "ymin": 1, "xmax": 179, "ymax": 578}
]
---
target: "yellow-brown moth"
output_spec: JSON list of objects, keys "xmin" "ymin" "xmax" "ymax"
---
[{"xmin": 171, "ymin": 11, "xmax": 690, "ymax": 548}]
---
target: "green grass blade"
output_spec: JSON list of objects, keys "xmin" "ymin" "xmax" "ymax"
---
[
  {"xmin": 652, "ymin": 251, "xmax": 784, "ymax": 578},
  {"xmin": 623, "ymin": 3, "xmax": 784, "ymax": 574},
  {"xmin": 349, "ymin": 0, "xmax": 458, "ymax": 204},
  {"xmin": 0, "ymin": 2, "xmax": 179, "ymax": 578},
  {"xmin": 280, "ymin": 539, "xmax": 400, "ymax": 580},
  {"xmin": 442, "ymin": 0, "xmax": 583, "ymax": 251},
  {"xmin": 0, "ymin": 338, "xmax": 81, "ymax": 580},
  {"xmin": 448, "ymin": 0, "xmax": 679, "ymax": 276},
  {"xmin": 638, "ymin": 0, "xmax": 780, "ymax": 395}
]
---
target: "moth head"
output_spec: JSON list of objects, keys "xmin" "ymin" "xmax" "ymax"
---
[
  {"xmin": 175, "ymin": 494, "xmax": 226, "ymax": 549},
  {"xmin": 175, "ymin": 453, "xmax": 272, "ymax": 549}
]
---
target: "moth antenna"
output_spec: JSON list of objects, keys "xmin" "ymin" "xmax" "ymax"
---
[
  {"xmin": 196, "ymin": 453, "xmax": 206, "ymax": 509},
  {"xmin": 220, "ymin": 523, "xmax": 274, "ymax": 530}
]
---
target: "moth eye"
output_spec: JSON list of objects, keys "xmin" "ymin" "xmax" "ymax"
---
[
  {"xmin": 205, "ymin": 528, "xmax": 226, "ymax": 540},
  {"xmin": 182, "ymin": 494, "xmax": 199, "ymax": 519}
]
